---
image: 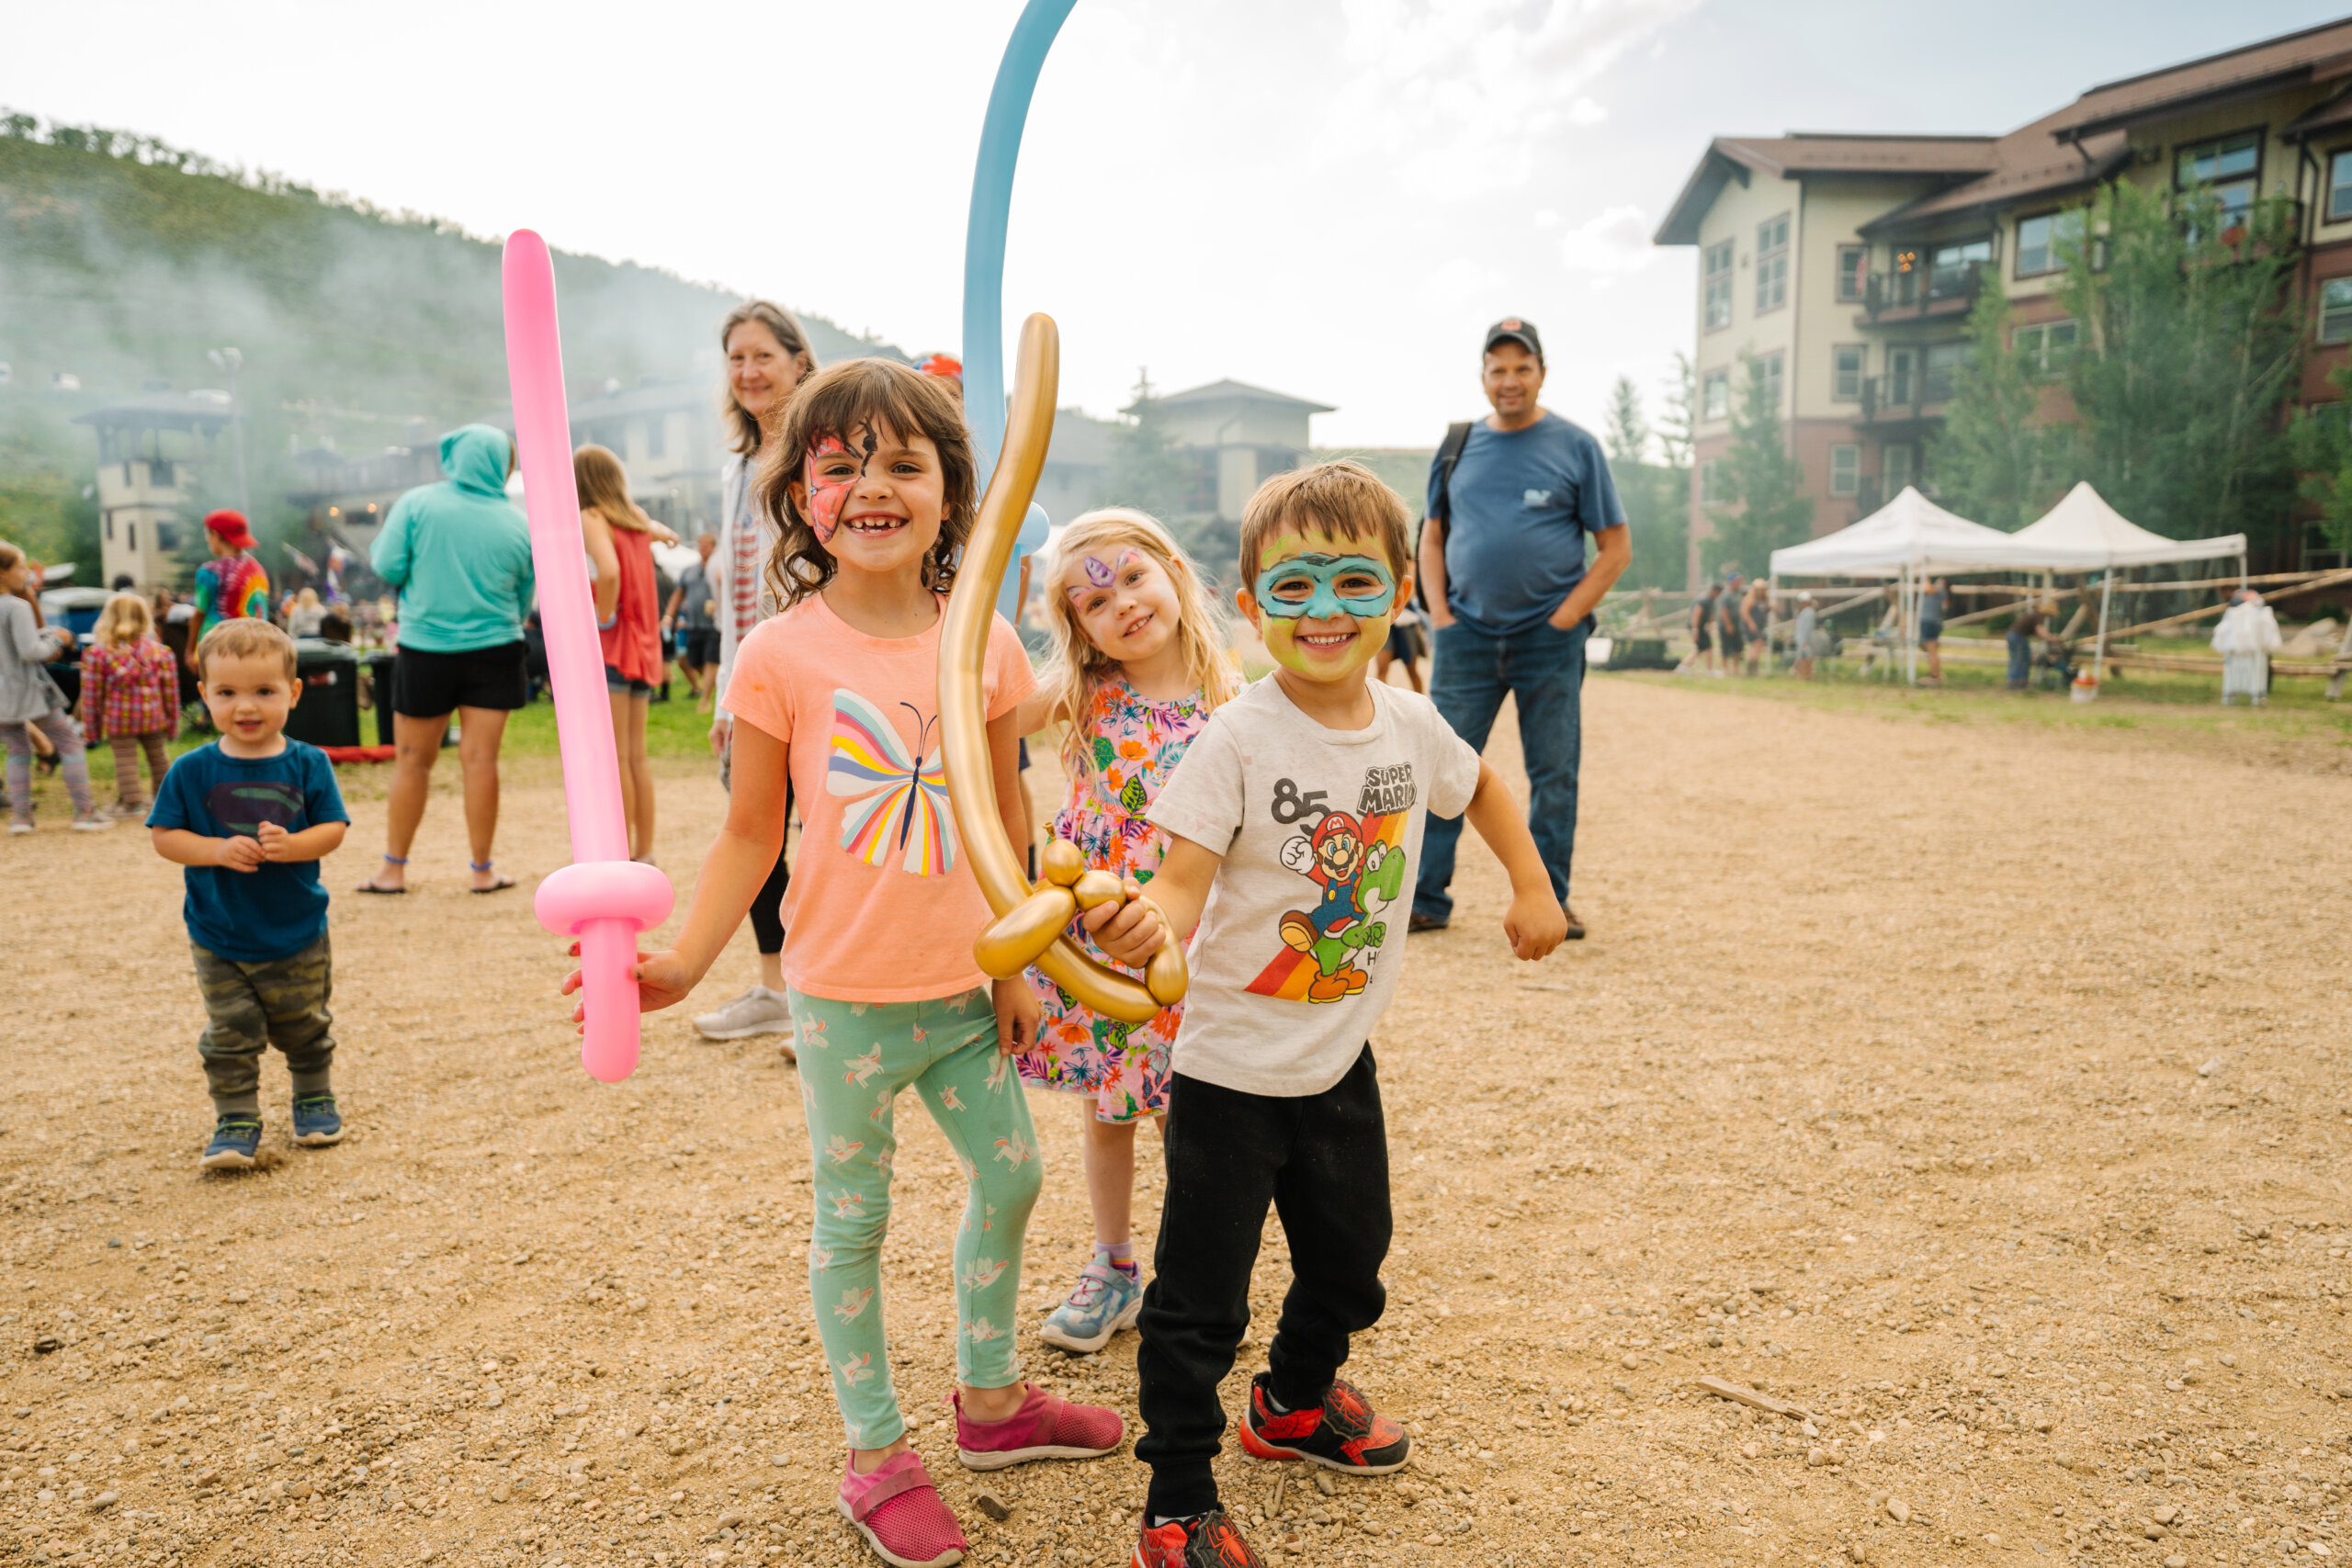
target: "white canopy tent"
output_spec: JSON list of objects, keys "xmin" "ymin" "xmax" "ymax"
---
[
  {"xmin": 1999, "ymin": 483, "xmax": 2247, "ymax": 682},
  {"xmin": 1768, "ymin": 487, "xmax": 2035, "ymax": 683}
]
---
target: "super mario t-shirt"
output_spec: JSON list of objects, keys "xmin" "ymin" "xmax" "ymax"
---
[{"xmin": 1147, "ymin": 676, "xmax": 1480, "ymax": 1097}]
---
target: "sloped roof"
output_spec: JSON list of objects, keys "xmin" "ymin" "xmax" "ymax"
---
[
  {"xmin": 1861, "ymin": 110, "xmax": 2130, "ymax": 234},
  {"xmin": 1655, "ymin": 136, "xmax": 1996, "ymax": 245},
  {"xmin": 1660, "ymin": 18, "xmax": 2352, "ymax": 247},
  {"xmin": 2048, "ymin": 17, "xmax": 2352, "ymax": 141},
  {"xmin": 71, "ymin": 391, "xmax": 236, "ymax": 431},
  {"xmin": 1147, "ymin": 378, "xmax": 1335, "ymax": 415}
]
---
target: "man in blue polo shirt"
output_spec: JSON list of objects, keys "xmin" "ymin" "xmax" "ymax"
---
[{"xmin": 1414, "ymin": 316, "xmax": 1630, "ymax": 939}]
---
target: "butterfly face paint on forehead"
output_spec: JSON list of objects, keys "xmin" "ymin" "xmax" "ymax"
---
[
  {"xmin": 802, "ymin": 428, "xmax": 881, "ymax": 545},
  {"xmin": 1064, "ymin": 547, "xmax": 1153, "ymax": 606}
]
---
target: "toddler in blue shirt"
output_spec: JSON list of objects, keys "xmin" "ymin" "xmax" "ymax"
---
[{"xmin": 149, "ymin": 620, "xmax": 350, "ymax": 1169}]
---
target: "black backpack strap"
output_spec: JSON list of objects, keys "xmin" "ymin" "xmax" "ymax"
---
[{"xmin": 1429, "ymin": 421, "xmax": 1476, "ymax": 526}]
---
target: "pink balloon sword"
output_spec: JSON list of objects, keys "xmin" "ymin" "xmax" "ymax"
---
[{"xmin": 501, "ymin": 229, "xmax": 673, "ymax": 1083}]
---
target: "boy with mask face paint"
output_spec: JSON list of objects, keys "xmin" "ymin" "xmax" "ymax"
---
[{"xmin": 1084, "ymin": 461, "xmax": 1568, "ymax": 1567}]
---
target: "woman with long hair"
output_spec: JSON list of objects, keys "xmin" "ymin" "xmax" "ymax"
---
[{"xmin": 695, "ymin": 300, "xmax": 817, "ymax": 1048}]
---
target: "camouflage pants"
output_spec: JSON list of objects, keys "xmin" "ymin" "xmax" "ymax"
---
[{"xmin": 192, "ymin": 936, "xmax": 335, "ymax": 1115}]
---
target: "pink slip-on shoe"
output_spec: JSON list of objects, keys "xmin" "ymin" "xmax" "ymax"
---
[
  {"xmin": 954, "ymin": 1382, "xmax": 1125, "ymax": 1471},
  {"xmin": 836, "ymin": 1450, "xmax": 967, "ymax": 1568}
]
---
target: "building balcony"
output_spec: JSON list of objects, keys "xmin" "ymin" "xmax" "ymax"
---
[
  {"xmin": 1857, "ymin": 376, "xmax": 1951, "ymax": 426},
  {"xmin": 1860, "ymin": 262, "xmax": 1984, "ymax": 325}
]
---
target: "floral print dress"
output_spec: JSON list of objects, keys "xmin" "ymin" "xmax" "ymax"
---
[{"xmin": 1018, "ymin": 674, "xmax": 1211, "ymax": 1122}]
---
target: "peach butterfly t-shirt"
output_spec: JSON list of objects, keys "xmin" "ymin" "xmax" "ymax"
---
[{"xmin": 723, "ymin": 592, "xmax": 1035, "ymax": 1003}]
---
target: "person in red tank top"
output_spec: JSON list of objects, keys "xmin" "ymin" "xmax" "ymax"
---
[{"xmin": 576, "ymin": 444, "xmax": 672, "ymax": 861}]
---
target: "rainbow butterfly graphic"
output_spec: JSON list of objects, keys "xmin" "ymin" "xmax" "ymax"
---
[{"xmin": 827, "ymin": 689, "xmax": 957, "ymax": 875}]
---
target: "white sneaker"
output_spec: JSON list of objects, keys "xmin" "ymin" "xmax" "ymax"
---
[
  {"xmin": 7, "ymin": 821, "xmax": 31, "ymax": 835},
  {"xmin": 693, "ymin": 986, "xmax": 792, "ymax": 1042},
  {"xmin": 71, "ymin": 815, "xmax": 112, "ymax": 832}
]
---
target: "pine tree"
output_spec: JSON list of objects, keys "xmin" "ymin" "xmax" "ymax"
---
[
  {"xmin": 1703, "ymin": 354, "xmax": 1813, "ymax": 578},
  {"xmin": 2054, "ymin": 180, "xmax": 2301, "ymax": 544},
  {"xmin": 1104, "ymin": 368, "xmax": 1193, "ymax": 524},
  {"xmin": 1928, "ymin": 273, "xmax": 2056, "ymax": 529}
]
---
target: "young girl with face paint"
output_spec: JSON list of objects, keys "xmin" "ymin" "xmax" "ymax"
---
[
  {"xmin": 1009, "ymin": 508, "xmax": 1236, "ymax": 1357},
  {"xmin": 574, "ymin": 359, "xmax": 1122, "ymax": 1568},
  {"xmin": 1077, "ymin": 462, "xmax": 1570, "ymax": 1568}
]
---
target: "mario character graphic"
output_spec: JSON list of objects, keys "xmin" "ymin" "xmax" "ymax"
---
[{"xmin": 1250, "ymin": 807, "xmax": 1408, "ymax": 1004}]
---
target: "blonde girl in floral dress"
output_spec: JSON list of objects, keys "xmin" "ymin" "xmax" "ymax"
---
[{"xmin": 1014, "ymin": 508, "xmax": 1235, "ymax": 1353}]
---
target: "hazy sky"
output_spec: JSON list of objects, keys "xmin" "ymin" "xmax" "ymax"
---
[{"xmin": 7, "ymin": 0, "xmax": 2346, "ymax": 449}]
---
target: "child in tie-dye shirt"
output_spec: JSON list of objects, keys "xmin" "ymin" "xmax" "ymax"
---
[
  {"xmin": 188, "ymin": 510, "xmax": 270, "ymax": 671},
  {"xmin": 586, "ymin": 358, "xmax": 1120, "ymax": 1568}
]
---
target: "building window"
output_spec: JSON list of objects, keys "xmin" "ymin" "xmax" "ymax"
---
[
  {"xmin": 2331, "ymin": 150, "xmax": 2352, "ymax": 223},
  {"xmin": 156, "ymin": 523, "xmax": 179, "ymax": 554},
  {"xmin": 1702, "ymin": 369, "xmax": 1730, "ymax": 422},
  {"xmin": 2322, "ymin": 277, "xmax": 2352, "ymax": 344},
  {"xmin": 1832, "ymin": 344, "xmax": 1865, "ymax": 401},
  {"xmin": 105, "ymin": 515, "xmax": 114, "ymax": 542},
  {"xmin": 1703, "ymin": 240, "xmax": 1735, "ymax": 332},
  {"xmin": 2175, "ymin": 130, "xmax": 2262, "ymax": 230},
  {"xmin": 1836, "ymin": 245, "xmax": 1868, "ymax": 302},
  {"xmin": 1830, "ymin": 445, "xmax": 1860, "ymax": 496},
  {"xmin": 1702, "ymin": 459, "xmax": 1729, "ymax": 503},
  {"xmin": 1883, "ymin": 444, "xmax": 1915, "ymax": 495},
  {"xmin": 2014, "ymin": 319, "xmax": 2079, "ymax": 375},
  {"xmin": 1759, "ymin": 351, "xmax": 1785, "ymax": 410},
  {"xmin": 648, "ymin": 417, "xmax": 669, "ymax": 460},
  {"xmin": 1885, "ymin": 347, "xmax": 1916, "ymax": 408},
  {"xmin": 127, "ymin": 522, "xmax": 137, "ymax": 552},
  {"xmin": 1924, "ymin": 341, "xmax": 1973, "ymax": 403},
  {"xmin": 1928, "ymin": 238, "xmax": 1991, "ymax": 299},
  {"xmin": 1756, "ymin": 214, "xmax": 1790, "ymax": 313},
  {"xmin": 2015, "ymin": 209, "xmax": 2084, "ymax": 277}
]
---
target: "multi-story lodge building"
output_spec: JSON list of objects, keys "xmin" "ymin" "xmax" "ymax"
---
[{"xmin": 1656, "ymin": 17, "xmax": 2352, "ymax": 579}]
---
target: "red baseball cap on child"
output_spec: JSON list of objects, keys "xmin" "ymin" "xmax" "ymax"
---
[
  {"xmin": 915, "ymin": 353, "xmax": 963, "ymax": 383},
  {"xmin": 203, "ymin": 509, "xmax": 255, "ymax": 549}
]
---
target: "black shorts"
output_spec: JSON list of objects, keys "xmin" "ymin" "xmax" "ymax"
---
[
  {"xmin": 391, "ymin": 641, "xmax": 528, "ymax": 717},
  {"xmin": 1720, "ymin": 627, "xmax": 1745, "ymax": 655},
  {"xmin": 1693, "ymin": 626, "xmax": 1713, "ymax": 652},
  {"xmin": 684, "ymin": 627, "xmax": 720, "ymax": 667},
  {"xmin": 604, "ymin": 664, "xmax": 654, "ymax": 697}
]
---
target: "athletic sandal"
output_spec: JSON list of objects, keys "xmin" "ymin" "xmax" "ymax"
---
[
  {"xmin": 835, "ymin": 1450, "xmax": 967, "ymax": 1568},
  {"xmin": 356, "ymin": 854, "xmax": 408, "ymax": 894},
  {"xmin": 1562, "ymin": 904, "xmax": 1587, "ymax": 940},
  {"xmin": 469, "ymin": 859, "xmax": 517, "ymax": 894},
  {"xmin": 954, "ymin": 1383, "xmax": 1124, "ymax": 1471},
  {"xmin": 1238, "ymin": 1371, "xmax": 1409, "ymax": 1474},
  {"xmin": 1132, "ymin": 1507, "xmax": 1266, "ymax": 1568}
]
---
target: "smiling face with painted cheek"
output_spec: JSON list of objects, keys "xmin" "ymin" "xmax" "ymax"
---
[
  {"xmin": 791, "ymin": 423, "xmax": 947, "ymax": 577},
  {"xmin": 1062, "ymin": 547, "xmax": 1179, "ymax": 665},
  {"xmin": 1244, "ymin": 528, "xmax": 1405, "ymax": 682}
]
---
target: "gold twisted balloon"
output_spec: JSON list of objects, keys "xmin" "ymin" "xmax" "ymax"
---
[{"xmin": 938, "ymin": 312, "xmax": 1187, "ymax": 1026}]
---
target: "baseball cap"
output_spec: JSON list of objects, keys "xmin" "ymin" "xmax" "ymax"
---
[
  {"xmin": 915, "ymin": 352, "xmax": 963, "ymax": 383},
  {"xmin": 1482, "ymin": 316, "xmax": 1544, "ymax": 362},
  {"xmin": 202, "ymin": 509, "xmax": 255, "ymax": 549}
]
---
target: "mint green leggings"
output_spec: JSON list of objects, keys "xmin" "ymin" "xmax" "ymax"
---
[{"xmin": 787, "ymin": 986, "xmax": 1042, "ymax": 1448}]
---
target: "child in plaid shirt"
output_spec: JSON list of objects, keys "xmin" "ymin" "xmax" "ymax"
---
[{"xmin": 80, "ymin": 592, "xmax": 180, "ymax": 815}]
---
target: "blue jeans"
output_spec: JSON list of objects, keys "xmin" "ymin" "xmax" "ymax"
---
[
  {"xmin": 1414, "ymin": 616, "xmax": 1586, "ymax": 923},
  {"xmin": 2006, "ymin": 630, "xmax": 2030, "ymax": 688}
]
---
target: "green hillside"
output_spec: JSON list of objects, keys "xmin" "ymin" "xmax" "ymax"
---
[{"xmin": 0, "ymin": 112, "xmax": 901, "ymax": 580}]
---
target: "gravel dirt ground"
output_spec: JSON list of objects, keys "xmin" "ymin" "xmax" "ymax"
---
[{"xmin": 2, "ymin": 674, "xmax": 2348, "ymax": 1568}]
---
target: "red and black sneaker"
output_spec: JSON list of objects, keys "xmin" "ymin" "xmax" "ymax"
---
[
  {"xmin": 1237, "ymin": 1371, "xmax": 1410, "ymax": 1474},
  {"xmin": 1132, "ymin": 1506, "xmax": 1265, "ymax": 1568}
]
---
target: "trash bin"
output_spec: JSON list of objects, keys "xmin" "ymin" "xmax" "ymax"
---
[
  {"xmin": 364, "ymin": 651, "xmax": 399, "ymax": 747},
  {"xmin": 287, "ymin": 638, "xmax": 361, "ymax": 749}
]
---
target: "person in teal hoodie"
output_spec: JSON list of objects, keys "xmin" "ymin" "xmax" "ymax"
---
[{"xmin": 359, "ymin": 424, "xmax": 535, "ymax": 895}]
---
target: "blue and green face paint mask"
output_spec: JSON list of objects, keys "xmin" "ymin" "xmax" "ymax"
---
[{"xmin": 1253, "ymin": 553, "xmax": 1397, "ymax": 622}]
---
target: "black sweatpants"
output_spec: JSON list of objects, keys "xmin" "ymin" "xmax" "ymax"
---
[{"xmin": 1135, "ymin": 1046, "xmax": 1391, "ymax": 1519}]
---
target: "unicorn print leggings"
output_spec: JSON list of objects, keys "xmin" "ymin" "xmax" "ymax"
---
[{"xmin": 787, "ymin": 986, "xmax": 1043, "ymax": 1449}]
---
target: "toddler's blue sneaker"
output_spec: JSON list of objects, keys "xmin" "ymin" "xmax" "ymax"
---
[
  {"xmin": 290, "ymin": 1095, "xmax": 345, "ymax": 1147},
  {"xmin": 200, "ymin": 1115, "xmax": 263, "ymax": 1171},
  {"xmin": 1039, "ymin": 1258, "xmax": 1144, "ymax": 1354}
]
